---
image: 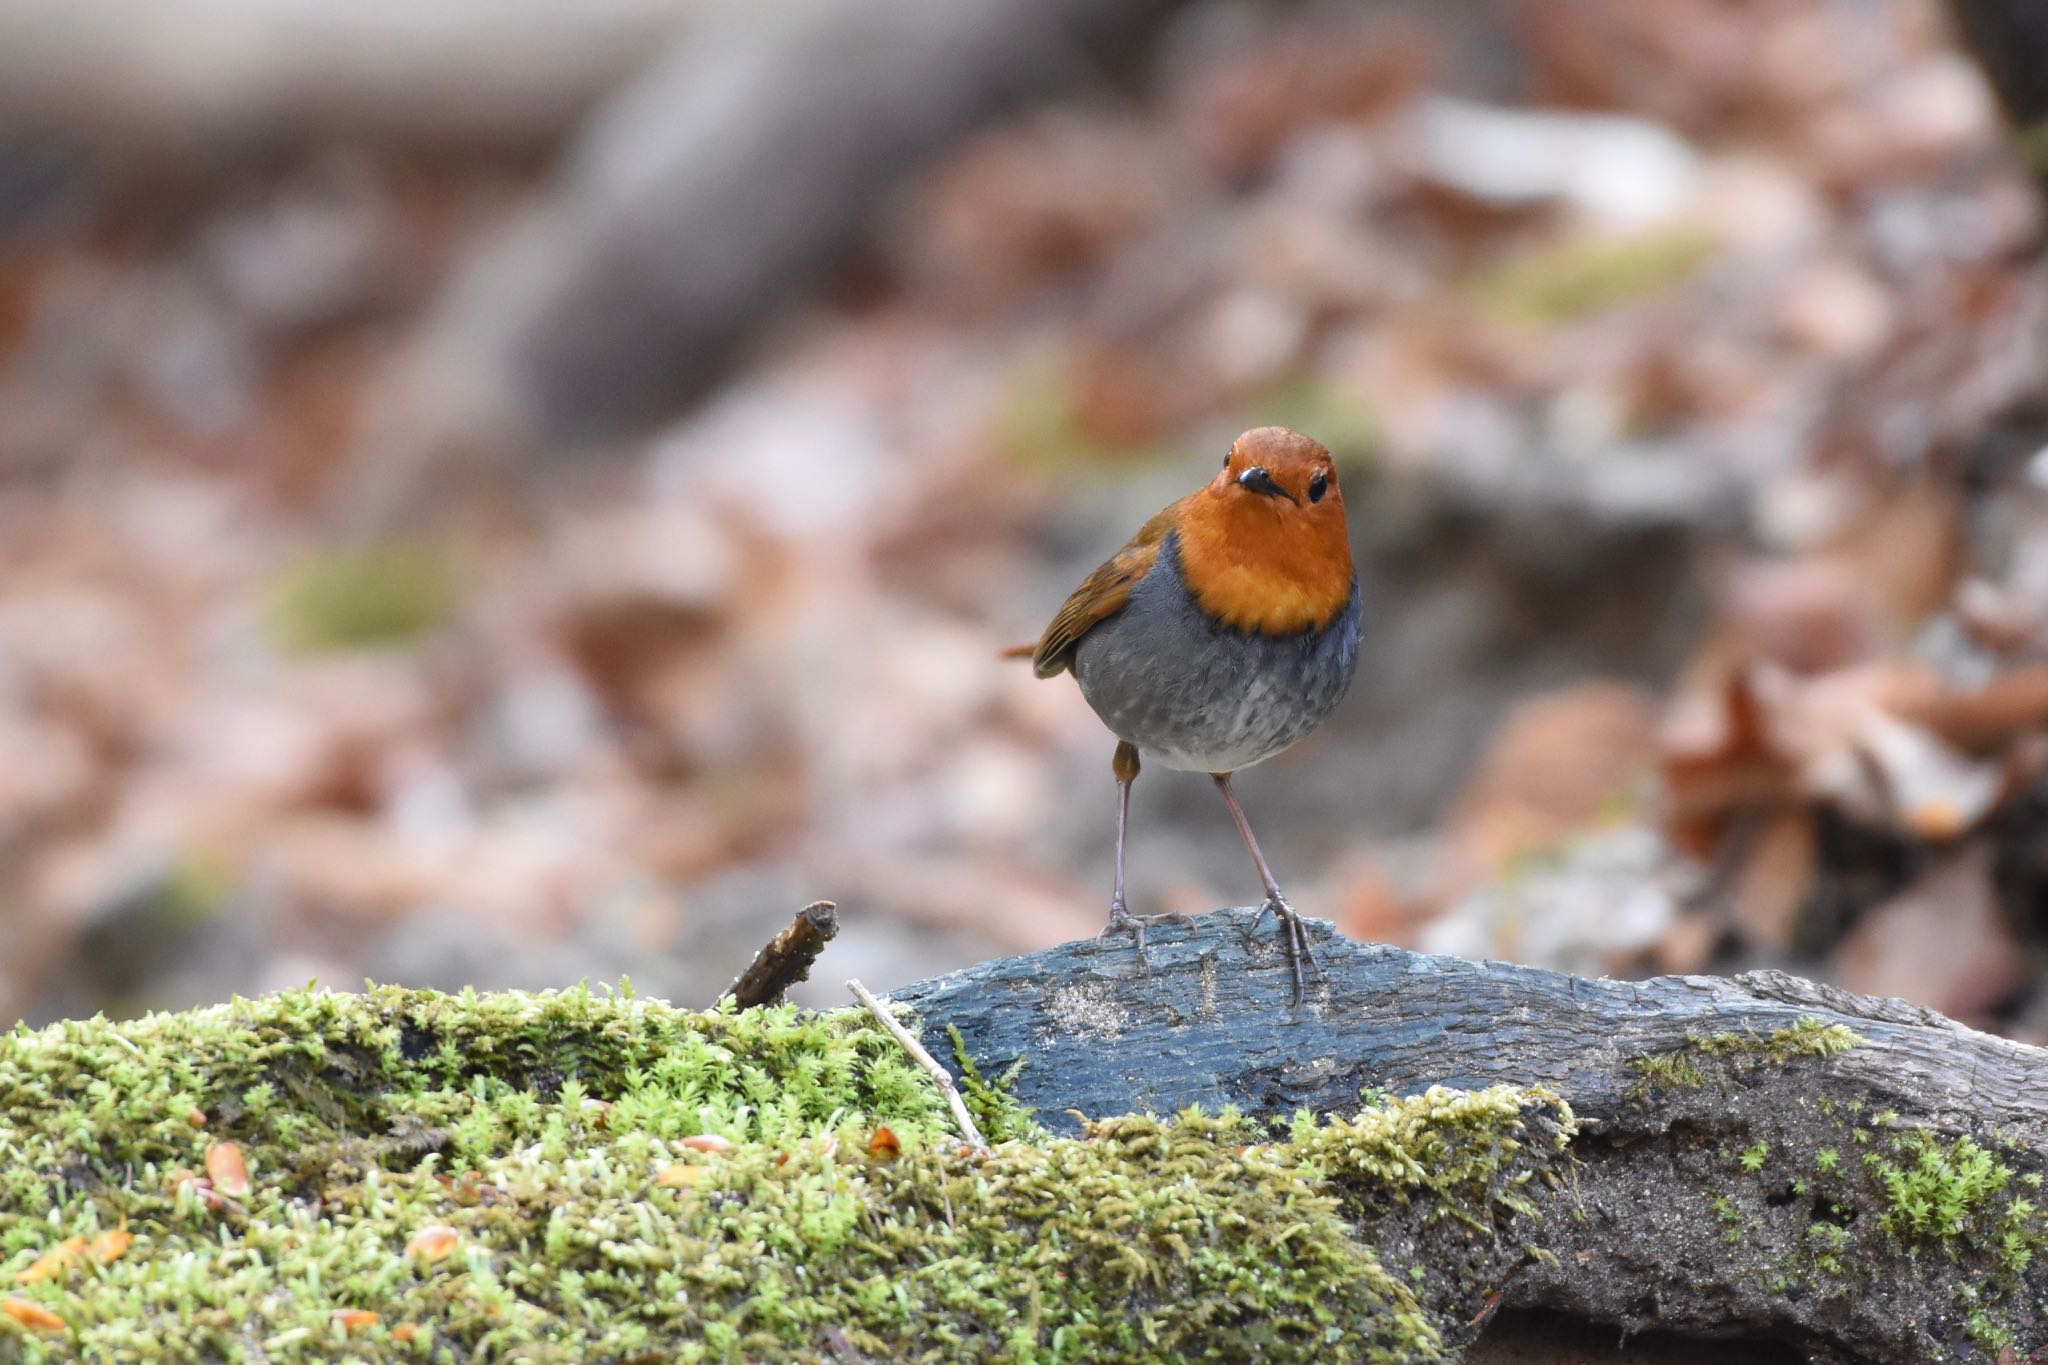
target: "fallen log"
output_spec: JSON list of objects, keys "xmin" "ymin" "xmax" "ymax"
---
[
  {"xmin": 898, "ymin": 906, "xmax": 2048, "ymax": 1362},
  {"xmin": 4, "ymin": 915, "xmax": 2044, "ymax": 1362}
]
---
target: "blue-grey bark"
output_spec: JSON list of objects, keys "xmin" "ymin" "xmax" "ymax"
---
[{"xmin": 895, "ymin": 906, "xmax": 2048, "ymax": 1138}]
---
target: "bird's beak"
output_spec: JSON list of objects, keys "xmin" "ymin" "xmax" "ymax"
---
[{"xmin": 1236, "ymin": 465, "xmax": 1293, "ymax": 502}]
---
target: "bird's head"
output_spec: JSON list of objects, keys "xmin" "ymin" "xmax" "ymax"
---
[
  {"xmin": 1212, "ymin": 426, "xmax": 1344, "ymax": 516},
  {"xmin": 1176, "ymin": 426, "xmax": 1354, "ymax": 635}
]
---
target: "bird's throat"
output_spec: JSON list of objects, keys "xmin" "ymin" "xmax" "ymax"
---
[{"xmin": 1172, "ymin": 499, "xmax": 1354, "ymax": 635}]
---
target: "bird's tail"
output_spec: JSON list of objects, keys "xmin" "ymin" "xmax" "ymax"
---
[{"xmin": 997, "ymin": 643, "xmax": 1036, "ymax": 662}]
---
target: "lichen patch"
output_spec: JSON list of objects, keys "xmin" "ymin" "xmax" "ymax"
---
[{"xmin": 1043, "ymin": 977, "xmax": 1135, "ymax": 1040}]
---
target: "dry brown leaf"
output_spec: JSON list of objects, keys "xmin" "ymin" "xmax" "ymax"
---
[
  {"xmin": 1660, "ymin": 666, "xmax": 1797, "ymax": 856},
  {"xmin": 1715, "ymin": 557, "xmax": 1881, "ymax": 676},
  {"xmin": 404, "ymin": 1225, "xmax": 461, "ymax": 1263},
  {"xmin": 1171, "ymin": 19, "xmax": 1438, "ymax": 175},
  {"xmin": 654, "ymin": 1164, "xmax": 704, "ymax": 1189},
  {"xmin": 1898, "ymin": 663, "xmax": 2048, "ymax": 756},
  {"xmin": 1448, "ymin": 680, "xmax": 1657, "ymax": 884},
  {"xmin": 867, "ymin": 1127, "xmax": 901, "ymax": 1160},
  {"xmin": 1727, "ymin": 809, "xmax": 1818, "ymax": 951},
  {"xmin": 897, "ymin": 116, "xmax": 1183, "ymax": 312},
  {"xmin": 1834, "ymin": 845, "xmax": 2025, "ymax": 1021},
  {"xmin": 1639, "ymin": 906, "xmax": 1725, "ymax": 977},
  {"xmin": 205, "ymin": 1142, "xmax": 251, "ymax": 1198},
  {"xmin": 679, "ymin": 1134, "xmax": 733, "ymax": 1155},
  {"xmin": 332, "ymin": 1309, "xmax": 379, "ymax": 1333},
  {"xmin": 1333, "ymin": 856, "xmax": 1421, "ymax": 947},
  {"xmin": 1849, "ymin": 708, "xmax": 2005, "ymax": 839},
  {"xmin": 86, "ymin": 1229, "xmax": 133, "ymax": 1265},
  {"xmin": 1660, "ymin": 656, "xmax": 2005, "ymax": 849},
  {"xmin": 2, "ymin": 1297, "xmax": 66, "ymax": 1334},
  {"xmin": 1829, "ymin": 483, "xmax": 1961, "ymax": 636},
  {"xmin": 10, "ymin": 1238, "xmax": 84, "ymax": 1284}
]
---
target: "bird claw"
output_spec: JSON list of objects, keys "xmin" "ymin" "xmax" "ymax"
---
[
  {"xmin": 1101, "ymin": 901, "xmax": 1196, "ymax": 972},
  {"xmin": 1242, "ymin": 895, "xmax": 1323, "ymax": 1005}
]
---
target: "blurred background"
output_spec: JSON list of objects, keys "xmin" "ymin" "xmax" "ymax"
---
[{"xmin": 6, "ymin": 0, "xmax": 2048, "ymax": 1035}]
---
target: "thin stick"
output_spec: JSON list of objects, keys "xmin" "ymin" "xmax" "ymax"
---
[
  {"xmin": 722, "ymin": 900, "xmax": 839, "ymax": 1008},
  {"xmin": 846, "ymin": 978, "xmax": 987, "ymax": 1153}
]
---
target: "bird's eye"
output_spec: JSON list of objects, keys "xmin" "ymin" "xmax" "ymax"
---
[{"xmin": 1307, "ymin": 471, "xmax": 1329, "ymax": 504}]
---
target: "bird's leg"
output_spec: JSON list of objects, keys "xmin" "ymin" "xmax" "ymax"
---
[
  {"xmin": 1100, "ymin": 741, "xmax": 1192, "ymax": 970},
  {"xmin": 1213, "ymin": 772, "xmax": 1322, "ymax": 1004}
]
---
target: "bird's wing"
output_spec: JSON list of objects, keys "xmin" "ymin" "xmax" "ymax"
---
[{"xmin": 1021, "ymin": 499, "xmax": 1180, "ymax": 679}]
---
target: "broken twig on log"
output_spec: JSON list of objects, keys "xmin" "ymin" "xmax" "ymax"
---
[
  {"xmin": 722, "ymin": 900, "xmax": 839, "ymax": 1008},
  {"xmin": 848, "ymin": 977, "xmax": 986, "ymax": 1153}
]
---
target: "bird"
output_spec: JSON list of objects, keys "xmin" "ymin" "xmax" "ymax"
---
[{"xmin": 1008, "ymin": 425, "xmax": 1361, "ymax": 1001}]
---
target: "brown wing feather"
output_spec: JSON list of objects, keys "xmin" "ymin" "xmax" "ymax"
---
[{"xmin": 1023, "ymin": 499, "xmax": 1181, "ymax": 678}]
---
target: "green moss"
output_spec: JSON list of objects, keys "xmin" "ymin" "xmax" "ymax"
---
[
  {"xmin": 1470, "ymin": 226, "xmax": 1716, "ymax": 325},
  {"xmin": 1692, "ymin": 1019, "xmax": 1862, "ymax": 1063},
  {"xmin": 1843, "ymin": 1125, "xmax": 2048, "ymax": 1349},
  {"xmin": 1968, "ymin": 1304, "xmax": 2017, "ymax": 1354},
  {"xmin": 1724, "ymin": 1099, "xmax": 2047, "ymax": 1345},
  {"xmin": 1868, "ymin": 1132, "xmax": 2017, "ymax": 1247},
  {"xmin": 948, "ymin": 1023, "xmax": 1038, "ymax": 1145},
  {"xmin": 1806, "ymin": 1220, "xmax": 1849, "ymax": 1278},
  {"xmin": 1628, "ymin": 1051, "xmax": 1705, "ymax": 1091},
  {"xmin": 1630, "ymin": 1018, "xmax": 1862, "ymax": 1094},
  {"xmin": 269, "ymin": 542, "xmax": 456, "ymax": 653},
  {"xmin": 1285, "ymin": 1084, "xmax": 1570, "ymax": 1233},
  {"xmin": 1709, "ymin": 1192, "xmax": 1744, "ymax": 1245},
  {"xmin": 0, "ymin": 987, "xmax": 1574, "ymax": 1363}
]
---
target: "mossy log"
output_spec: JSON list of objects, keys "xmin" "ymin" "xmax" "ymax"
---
[
  {"xmin": 2, "ymin": 913, "xmax": 2046, "ymax": 1363},
  {"xmin": 900, "ymin": 907, "xmax": 2048, "ymax": 1363}
]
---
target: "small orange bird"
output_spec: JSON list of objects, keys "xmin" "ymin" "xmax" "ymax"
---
[{"xmin": 1009, "ymin": 426, "xmax": 1360, "ymax": 1001}]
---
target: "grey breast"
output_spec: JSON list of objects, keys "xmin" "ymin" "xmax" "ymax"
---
[{"xmin": 1071, "ymin": 531, "xmax": 1362, "ymax": 773}]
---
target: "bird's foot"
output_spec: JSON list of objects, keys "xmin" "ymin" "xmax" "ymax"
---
[
  {"xmin": 1243, "ymin": 894, "xmax": 1323, "ymax": 1004},
  {"xmin": 1100, "ymin": 899, "xmax": 1196, "ymax": 972}
]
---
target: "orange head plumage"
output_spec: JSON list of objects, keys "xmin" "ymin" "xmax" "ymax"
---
[
  {"xmin": 1013, "ymin": 426, "xmax": 1354, "ymax": 677},
  {"xmin": 1171, "ymin": 426, "xmax": 1354, "ymax": 635}
]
